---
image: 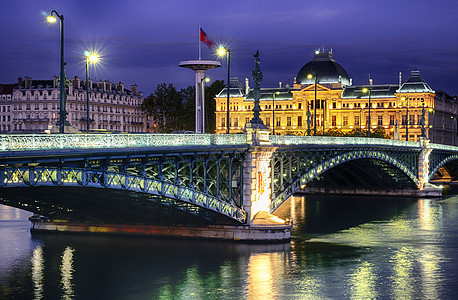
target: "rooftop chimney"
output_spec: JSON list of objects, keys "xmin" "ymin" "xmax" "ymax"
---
[
  {"xmin": 399, "ymin": 72, "xmax": 402, "ymax": 87},
  {"xmin": 131, "ymin": 84, "xmax": 138, "ymax": 95},
  {"xmin": 25, "ymin": 77, "xmax": 32, "ymax": 89},
  {"xmin": 245, "ymin": 78, "xmax": 249, "ymax": 95}
]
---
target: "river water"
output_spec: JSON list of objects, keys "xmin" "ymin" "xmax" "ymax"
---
[{"xmin": 1, "ymin": 191, "xmax": 458, "ymax": 299}]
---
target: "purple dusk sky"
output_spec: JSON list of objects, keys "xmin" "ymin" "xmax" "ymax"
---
[{"xmin": 1, "ymin": 0, "xmax": 458, "ymax": 96}]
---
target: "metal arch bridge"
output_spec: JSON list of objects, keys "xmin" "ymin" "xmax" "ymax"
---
[{"xmin": 0, "ymin": 133, "xmax": 457, "ymax": 225}]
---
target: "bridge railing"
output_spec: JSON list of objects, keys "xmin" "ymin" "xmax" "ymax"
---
[
  {"xmin": 429, "ymin": 143, "xmax": 458, "ymax": 151},
  {"xmin": 0, "ymin": 134, "xmax": 248, "ymax": 151},
  {"xmin": 269, "ymin": 135, "xmax": 420, "ymax": 148}
]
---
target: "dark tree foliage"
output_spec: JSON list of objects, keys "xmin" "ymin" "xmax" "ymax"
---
[
  {"xmin": 205, "ymin": 80, "xmax": 225, "ymax": 133},
  {"xmin": 141, "ymin": 81, "xmax": 224, "ymax": 133}
]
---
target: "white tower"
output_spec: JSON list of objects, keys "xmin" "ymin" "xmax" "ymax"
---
[{"xmin": 179, "ymin": 60, "xmax": 221, "ymax": 133}]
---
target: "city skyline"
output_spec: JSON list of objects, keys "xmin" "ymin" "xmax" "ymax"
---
[{"xmin": 1, "ymin": 0, "xmax": 458, "ymax": 96}]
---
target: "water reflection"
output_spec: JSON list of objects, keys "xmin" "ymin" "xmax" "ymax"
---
[
  {"xmin": 31, "ymin": 246, "xmax": 44, "ymax": 300},
  {"xmin": 1, "ymin": 194, "xmax": 458, "ymax": 299},
  {"xmin": 60, "ymin": 246, "xmax": 75, "ymax": 300}
]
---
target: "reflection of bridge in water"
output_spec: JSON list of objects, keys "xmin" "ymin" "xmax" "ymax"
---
[{"xmin": 0, "ymin": 132, "xmax": 456, "ymax": 241}]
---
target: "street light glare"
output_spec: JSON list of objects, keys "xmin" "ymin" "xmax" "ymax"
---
[
  {"xmin": 217, "ymin": 47, "xmax": 226, "ymax": 56},
  {"xmin": 307, "ymin": 74, "xmax": 313, "ymax": 79},
  {"xmin": 85, "ymin": 51, "xmax": 99, "ymax": 63},
  {"xmin": 362, "ymin": 88, "xmax": 368, "ymax": 93},
  {"xmin": 204, "ymin": 77, "xmax": 210, "ymax": 83},
  {"xmin": 47, "ymin": 15, "xmax": 57, "ymax": 23}
]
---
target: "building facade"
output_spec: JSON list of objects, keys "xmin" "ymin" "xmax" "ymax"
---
[
  {"xmin": 0, "ymin": 76, "xmax": 148, "ymax": 133},
  {"xmin": 215, "ymin": 50, "xmax": 458, "ymax": 145}
]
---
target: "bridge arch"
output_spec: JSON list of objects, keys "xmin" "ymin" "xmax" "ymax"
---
[
  {"xmin": 270, "ymin": 150, "xmax": 419, "ymax": 212},
  {"xmin": 428, "ymin": 154, "xmax": 458, "ymax": 182},
  {"xmin": 0, "ymin": 166, "xmax": 246, "ymax": 223}
]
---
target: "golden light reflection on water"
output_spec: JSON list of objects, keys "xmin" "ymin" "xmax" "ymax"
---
[
  {"xmin": 247, "ymin": 253, "xmax": 276, "ymax": 300},
  {"xmin": 60, "ymin": 246, "xmax": 75, "ymax": 300},
  {"xmin": 419, "ymin": 248, "xmax": 442, "ymax": 299},
  {"xmin": 390, "ymin": 247, "xmax": 415, "ymax": 299},
  {"xmin": 31, "ymin": 246, "xmax": 44, "ymax": 300},
  {"xmin": 348, "ymin": 261, "xmax": 377, "ymax": 300},
  {"xmin": 417, "ymin": 199, "xmax": 443, "ymax": 231}
]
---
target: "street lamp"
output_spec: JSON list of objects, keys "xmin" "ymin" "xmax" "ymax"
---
[
  {"xmin": 272, "ymin": 91, "xmax": 280, "ymax": 135},
  {"xmin": 359, "ymin": 108, "xmax": 365, "ymax": 137},
  {"xmin": 362, "ymin": 87, "xmax": 371, "ymax": 137},
  {"xmin": 429, "ymin": 108, "xmax": 435, "ymax": 142},
  {"xmin": 307, "ymin": 73, "xmax": 318, "ymax": 135},
  {"xmin": 47, "ymin": 10, "xmax": 66, "ymax": 134},
  {"xmin": 451, "ymin": 116, "xmax": 456, "ymax": 146},
  {"xmin": 402, "ymin": 96, "xmax": 409, "ymax": 141},
  {"xmin": 217, "ymin": 46, "xmax": 230, "ymax": 134},
  {"xmin": 200, "ymin": 76, "xmax": 210, "ymax": 133},
  {"xmin": 84, "ymin": 51, "xmax": 98, "ymax": 132}
]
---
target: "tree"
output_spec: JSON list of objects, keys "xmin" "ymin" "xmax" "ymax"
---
[{"xmin": 204, "ymin": 80, "xmax": 225, "ymax": 133}]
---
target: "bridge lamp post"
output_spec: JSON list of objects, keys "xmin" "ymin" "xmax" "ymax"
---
[
  {"xmin": 47, "ymin": 10, "xmax": 66, "ymax": 134},
  {"xmin": 402, "ymin": 96, "xmax": 409, "ymax": 141},
  {"xmin": 217, "ymin": 46, "xmax": 230, "ymax": 134},
  {"xmin": 272, "ymin": 91, "xmax": 280, "ymax": 135},
  {"xmin": 200, "ymin": 76, "xmax": 210, "ymax": 133},
  {"xmin": 451, "ymin": 116, "xmax": 456, "ymax": 146},
  {"xmin": 359, "ymin": 108, "xmax": 364, "ymax": 137},
  {"xmin": 429, "ymin": 108, "xmax": 435, "ymax": 142},
  {"xmin": 362, "ymin": 88, "xmax": 371, "ymax": 137},
  {"xmin": 307, "ymin": 74, "xmax": 318, "ymax": 135},
  {"xmin": 84, "ymin": 51, "xmax": 99, "ymax": 132}
]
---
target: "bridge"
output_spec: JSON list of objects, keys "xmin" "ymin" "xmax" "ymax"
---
[{"xmin": 0, "ymin": 131, "xmax": 456, "ymax": 241}]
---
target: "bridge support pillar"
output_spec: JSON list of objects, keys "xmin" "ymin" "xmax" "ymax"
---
[
  {"xmin": 243, "ymin": 125, "xmax": 279, "ymax": 224},
  {"xmin": 418, "ymin": 138, "xmax": 432, "ymax": 190}
]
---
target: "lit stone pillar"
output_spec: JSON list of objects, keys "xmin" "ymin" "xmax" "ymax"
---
[
  {"xmin": 418, "ymin": 137, "xmax": 432, "ymax": 190},
  {"xmin": 242, "ymin": 126, "xmax": 276, "ymax": 224}
]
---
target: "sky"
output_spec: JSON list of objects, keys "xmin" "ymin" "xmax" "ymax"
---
[{"xmin": 1, "ymin": 0, "xmax": 458, "ymax": 96}]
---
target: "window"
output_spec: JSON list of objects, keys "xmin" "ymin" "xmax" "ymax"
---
[
  {"xmin": 276, "ymin": 117, "xmax": 281, "ymax": 127},
  {"xmin": 287, "ymin": 117, "xmax": 292, "ymax": 126},
  {"xmin": 343, "ymin": 116, "xmax": 348, "ymax": 126},
  {"xmin": 234, "ymin": 118, "xmax": 238, "ymax": 127},
  {"xmin": 246, "ymin": 117, "xmax": 250, "ymax": 124},
  {"xmin": 390, "ymin": 115, "xmax": 395, "ymax": 125},
  {"xmin": 221, "ymin": 118, "xmax": 225, "ymax": 127},
  {"xmin": 417, "ymin": 115, "xmax": 422, "ymax": 125},
  {"xmin": 402, "ymin": 115, "xmax": 407, "ymax": 125},
  {"xmin": 409, "ymin": 115, "xmax": 415, "ymax": 125},
  {"xmin": 298, "ymin": 116, "xmax": 302, "ymax": 127},
  {"xmin": 265, "ymin": 117, "xmax": 270, "ymax": 126},
  {"xmin": 332, "ymin": 116, "xmax": 337, "ymax": 126},
  {"xmin": 378, "ymin": 116, "xmax": 383, "ymax": 126},
  {"xmin": 354, "ymin": 115, "xmax": 360, "ymax": 126},
  {"xmin": 298, "ymin": 103, "xmax": 302, "ymax": 109}
]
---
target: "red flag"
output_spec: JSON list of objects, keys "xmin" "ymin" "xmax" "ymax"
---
[{"xmin": 200, "ymin": 28, "xmax": 215, "ymax": 49}]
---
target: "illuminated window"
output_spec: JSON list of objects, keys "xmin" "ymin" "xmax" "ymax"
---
[
  {"xmin": 276, "ymin": 117, "xmax": 281, "ymax": 127},
  {"xmin": 343, "ymin": 116, "xmax": 348, "ymax": 126},
  {"xmin": 234, "ymin": 118, "xmax": 238, "ymax": 127},
  {"xmin": 221, "ymin": 117, "xmax": 225, "ymax": 127},
  {"xmin": 409, "ymin": 115, "xmax": 415, "ymax": 125},
  {"xmin": 287, "ymin": 117, "xmax": 291, "ymax": 126},
  {"xmin": 378, "ymin": 116, "xmax": 383, "ymax": 126},
  {"xmin": 265, "ymin": 117, "xmax": 270, "ymax": 126},
  {"xmin": 332, "ymin": 116, "xmax": 336, "ymax": 126},
  {"xmin": 354, "ymin": 115, "xmax": 360, "ymax": 126},
  {"xmin": 298, "ymin": 116, "xmax": 302, "ymax": 127},
  {"xmin": 390, "ymin": 115, "xmax": 395, "ymax": 125}
]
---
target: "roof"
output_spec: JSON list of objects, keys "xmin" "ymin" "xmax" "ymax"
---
[
  {"xmin": 342, "ymin": 84, "xmax": 399, "ymax": 99},
  {"xmin": 245, "ymin": 88, "xmax": 293, "ymax": 101},
  {"xmin": 0, "ymin": 84, "xmax": 17, "ymax": 94},
  {"xmin": 216, "ymin": 77, "xmax": 246, "ymax": 98},
  {"xmin": 296, "ymin": 50, "xmax": 350, "ymax": 86},
  {"xmin": 397, "ymin": 71, "xmax": 434, "ymax": 93}
]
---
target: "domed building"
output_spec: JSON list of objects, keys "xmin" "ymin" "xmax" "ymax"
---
[
  {"xmin": 215, "ymin": 49, "xmax": 458, "ymax": 145},
  {"xmin": 296, "ymin": 50, "xmax": 350, "ymax": 86}
]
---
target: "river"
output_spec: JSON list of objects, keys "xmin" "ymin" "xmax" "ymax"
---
[{"xmin": 1, "ymin": 190, "xmax": 458, "ymax": 299}]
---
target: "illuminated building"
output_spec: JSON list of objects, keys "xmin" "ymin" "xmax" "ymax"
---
[
  {"xmin": 0, "ymin": 76, "xmax": 147, "ymax": 133},
  {"xmin": 215, "ymin": 50, "xmax": 458, "ymax": 144}
]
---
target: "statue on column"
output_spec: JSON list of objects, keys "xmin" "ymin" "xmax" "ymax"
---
[{"xmin": 249, "ymin": 50, "xmax": 267, "ymax": 128}]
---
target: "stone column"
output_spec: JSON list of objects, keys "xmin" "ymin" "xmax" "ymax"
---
[
  {"xmin": 418, "ymin": 137, "xmax": 432, "ymax": 190},
  {"xmin": 242, "ymin": 125, "xmax": 277, "ymax": 224}
]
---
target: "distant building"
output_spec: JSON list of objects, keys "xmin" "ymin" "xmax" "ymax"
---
[
  {"xmin": 215, "ymin": 49, "xmax": 458, "ymax": 145},
  {"xmin": 0, "ymin": 76, "xmax": 148, "ymax": 133}
]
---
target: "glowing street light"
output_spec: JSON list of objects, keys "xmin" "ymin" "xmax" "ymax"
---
[
  {"xmin": 217, "ymin": 46, "xmax": 230, "ymax": 134},
  {"xmin": 47, "ymin": 10, "xmax": 66, "ymax": 133},
  {"xmin": 272, "ymin": 91, "xmax": 280, "ymax": 135},
  {"xmin": 307, "ymin": 73, "xmax": 318, "ymax": 135},
  {"xmin": 200, "ymin": 76, "xmax": 211, "ymax": 133},
  {"xmin": 362, "ymin": 87, "xmax": 371, "ymax": 137},
  {"xmin": 84, "ymin": 51, "xmax": 99, "ymax": 132},
  {"xmin": 401, "ymin": 96, "xmax": 409, "ymax": 141}
]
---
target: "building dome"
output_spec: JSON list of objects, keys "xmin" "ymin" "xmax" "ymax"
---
[{"xmin": 296, "ymin": 50, "xmax": 350, "ymax": 86}]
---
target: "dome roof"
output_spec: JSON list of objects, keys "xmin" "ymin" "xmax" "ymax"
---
[{"xmin": 296, "ymin": 50, "xmax": 350, "ymax": 86}]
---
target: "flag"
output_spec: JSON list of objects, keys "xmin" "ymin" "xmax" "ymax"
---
[{"xmin": 200, "ymin": 27, "xmax": 215, "ymax": 49}]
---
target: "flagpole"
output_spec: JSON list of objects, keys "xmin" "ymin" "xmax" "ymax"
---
[{"xmin": 198, "ymin": 25, "xmax": 201, "ymax": 60}]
